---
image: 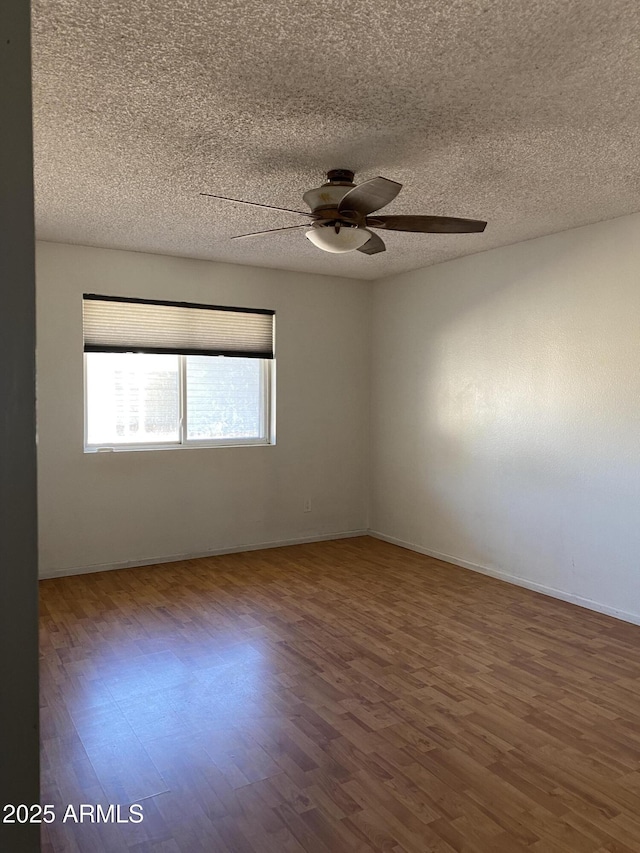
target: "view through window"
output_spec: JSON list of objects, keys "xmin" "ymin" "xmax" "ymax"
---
[{"xmin": 85, "ymin": 352, "xmax": 269, "ymax": 448}]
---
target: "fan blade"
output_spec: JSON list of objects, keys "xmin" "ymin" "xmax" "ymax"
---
[
  {"xmin": 357, "ymin": 230, "xmax": 386, "ymax": 255},
  {"xmin": 338, "ymin": 177, "xmax": 402, "ymax": 216},
  {"xmin": 200, "ymin": 193, "xmax": 312, "ymax": 217},
  {"xmin": 230, "ymin": 224, "xmax": 308, "ymax": 240},
  {"xmin": 367, "ymin": 215, "xmax": 487, "ymax": 233}
]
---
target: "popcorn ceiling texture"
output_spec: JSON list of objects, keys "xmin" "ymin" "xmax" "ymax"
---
[{"xmin": 32, "ymin": 0, "xmax": 640, "ymax": 281}]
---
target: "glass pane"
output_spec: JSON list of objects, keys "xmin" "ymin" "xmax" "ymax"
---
[
  {"xmin": 86, "ymin": 353, "xmax": 180, "ymax": 445},
  {"xmin": 186, "ymin": 356, "xmax": 264, "ymax": 441}
]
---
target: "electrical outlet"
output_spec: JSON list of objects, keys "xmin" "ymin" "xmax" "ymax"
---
[{"xmin": 303, "ymin": 499, "xmax": 312, "ymax": 513}]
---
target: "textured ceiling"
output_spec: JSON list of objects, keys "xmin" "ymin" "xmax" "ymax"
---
[{"xmin": 32, "ymin": 0, "xmax": 640, "ymax": 280}]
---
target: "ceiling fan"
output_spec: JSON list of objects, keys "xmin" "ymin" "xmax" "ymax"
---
[{"xmin": 200, "ymin": 169, "xmax": 486, "ymax": 255}]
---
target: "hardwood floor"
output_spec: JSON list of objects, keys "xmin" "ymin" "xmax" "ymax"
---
[{"xmin": 40, "ymin": 536, "xmax": 640, "ymax": 852}]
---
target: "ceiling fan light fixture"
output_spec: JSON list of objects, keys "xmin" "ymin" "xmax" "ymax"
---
[{"xmin": 305, "ymin": 224, "xmax": 370, "ymax": 254}]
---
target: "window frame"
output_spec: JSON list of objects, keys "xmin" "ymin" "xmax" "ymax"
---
[{"xmin": 83, "ymin": 352, "xmax": 274, "ymax": 453}]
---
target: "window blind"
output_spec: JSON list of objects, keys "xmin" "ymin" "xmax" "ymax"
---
[{"xmin": 83, "ymin": 294, "xmax": 275, "ymax": 358}]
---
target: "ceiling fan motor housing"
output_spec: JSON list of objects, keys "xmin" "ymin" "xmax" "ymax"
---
[{"xmin": 302, "ymin": 170, "xmax": 356, "ymax": 213}]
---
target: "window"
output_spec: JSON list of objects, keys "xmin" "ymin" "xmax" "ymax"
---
[{"xmin": 83, "ymin": 295, "xmax": 274, "ymax": 451}]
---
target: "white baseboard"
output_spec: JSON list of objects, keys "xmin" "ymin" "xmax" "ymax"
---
[
  {"xmin": 368, "ymin": 529, "xmax": 640, "ymax": 627},
  {"xmin": 40, "ymin": 528, "xmax": 640, "ymax": 629},
  {"xmin": 39, "ymin": 529, "xmax": 368, "ymax": 580}
]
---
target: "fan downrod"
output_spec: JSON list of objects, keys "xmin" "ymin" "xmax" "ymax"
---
[{"xmin": 326, "ymin": 169, "xmax": 355, "ymax": 184}]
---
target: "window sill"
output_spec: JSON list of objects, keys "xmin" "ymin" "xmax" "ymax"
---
[{"xmin": 84, "ymin": 439, "xmax": 274, "ymax": 453}]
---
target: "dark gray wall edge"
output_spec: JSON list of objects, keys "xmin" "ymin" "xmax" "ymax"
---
[{"xmin": 0, "ymin": 0, "xmax": 40, "ymax": 850}]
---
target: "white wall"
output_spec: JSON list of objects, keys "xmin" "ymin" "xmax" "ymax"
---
[
  {"xmin": 37, "ymin": 242, "xmax": 370, "ymax": 576},
  {"xmin": 371, "ymin": 214, "xmax": 640, "ymax": 622}
]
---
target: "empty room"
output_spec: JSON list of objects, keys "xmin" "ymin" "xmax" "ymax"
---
[{"xmin": 3, "ymin": 0, "xmax": 640, "ymax": 851}]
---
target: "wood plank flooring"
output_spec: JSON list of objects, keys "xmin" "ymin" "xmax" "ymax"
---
[{"xmin": 40, "ymin": 536, "xmax": 640, "ymax": 852}]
